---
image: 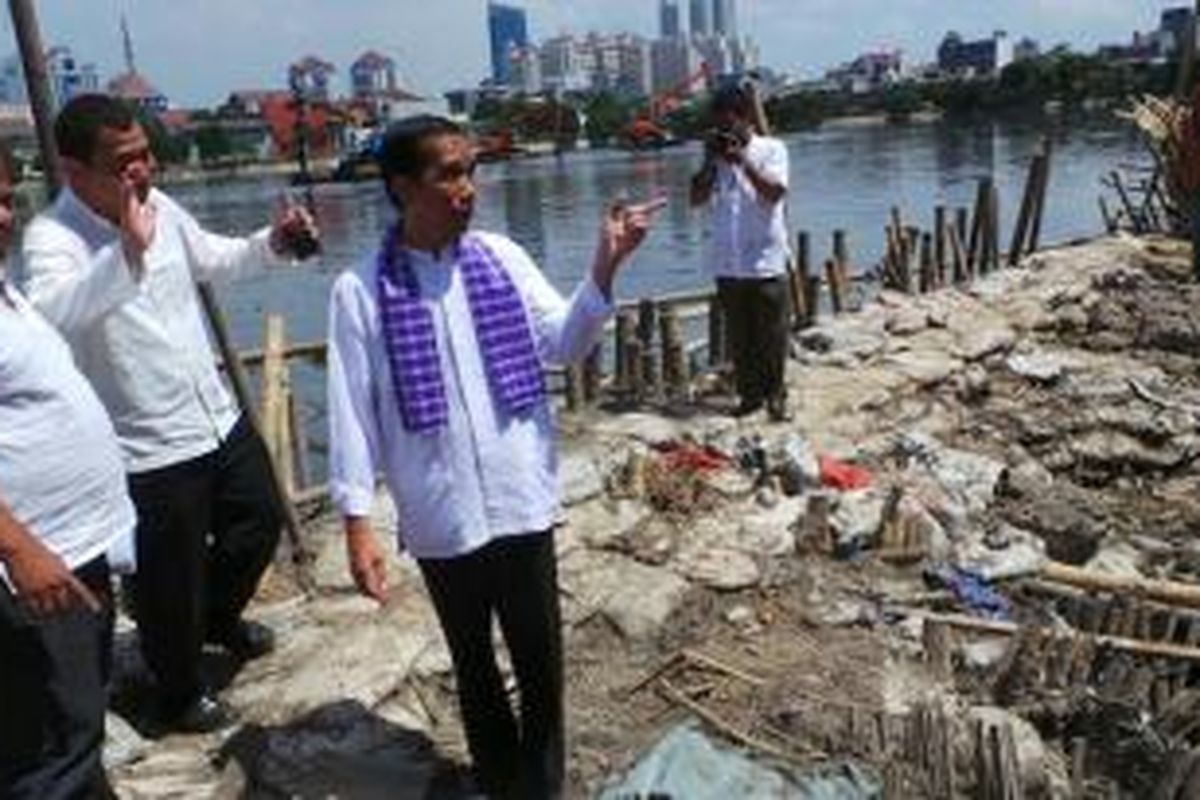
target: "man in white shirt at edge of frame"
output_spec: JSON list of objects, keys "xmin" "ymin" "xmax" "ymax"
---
[
  {"xmin": 0, "ymin": 139, "xmax": 137, "ymax": 800},
  {"xmin": 690, "ymin": 82, "xmax": 793, "ymax": 422},
  {"xmin": 20, "ymin": 93, "xmax": 320, "ymax": 734},
  {"xmin": 327, "ymin": 115, "xmax": 663, "ymax": 800}
]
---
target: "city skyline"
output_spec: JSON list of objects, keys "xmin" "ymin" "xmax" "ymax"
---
[{"xmin": 0, "ymin": 0, "xmax": 1190, "ymax": 108}]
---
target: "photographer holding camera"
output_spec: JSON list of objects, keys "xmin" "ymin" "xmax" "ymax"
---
[{"xmin": 691, "ymin": 83, "xmax": 792, "ymax": 421}]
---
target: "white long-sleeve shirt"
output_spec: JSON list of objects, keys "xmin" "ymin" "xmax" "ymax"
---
[
  {"xmin": 0, "ymin": 283, "xmax": 135, "ymax": 584},
  {"xmin": 707, "ymin": 134, "xmax": 792, "ymax": 279},
  {"xmin": 21, "ymin": 186, "xmax": 282, "ymax": 474},
  {"xmin": 327, "ymin": 231, "xmax": 612, "ymax": 560}
]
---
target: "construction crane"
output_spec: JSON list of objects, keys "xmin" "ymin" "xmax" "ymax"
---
[{"xmin": 623, "ymin": 61, "xmax": 713, "ymax": 150}]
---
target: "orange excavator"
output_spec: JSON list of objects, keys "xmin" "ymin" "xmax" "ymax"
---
[{"xmin": 624, "ymin": 61, "xmax": 713, "ymax": 149}]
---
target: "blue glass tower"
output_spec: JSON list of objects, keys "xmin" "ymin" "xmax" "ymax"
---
[{"xmin": 488, "ymin": 2, "xmax": 529, "ymax": 85}]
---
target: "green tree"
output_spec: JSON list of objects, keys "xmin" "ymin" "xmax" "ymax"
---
[
  {"xmin": 583, "ymin": 92, "xmax": 632, "ymax": 145},
  {"xmin": 136, "ymin": 111, "xmax": 189, "ymax": 165},
  {"xmin": 194, "ymin": 124, "xmax": 234, "ymax": 163}
]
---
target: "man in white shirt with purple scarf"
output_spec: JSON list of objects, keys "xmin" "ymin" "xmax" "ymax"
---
[{"xmin": 327, "ymin": 115, "xmax": 662, "ymax": 799}]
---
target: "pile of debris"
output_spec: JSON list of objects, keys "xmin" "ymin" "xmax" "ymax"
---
[{"xmin": 104, "ymin": 234, "xmax": 1200, "ymax": 799}]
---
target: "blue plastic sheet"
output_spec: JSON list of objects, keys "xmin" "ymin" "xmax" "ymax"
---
[{"xmin": 597, "ymin": 722, "xmax": 882, "ymax": 800}]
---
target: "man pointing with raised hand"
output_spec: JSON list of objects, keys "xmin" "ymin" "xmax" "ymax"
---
[{"xmin": 327, "ymin": 115, "xmax": 663, "ymax": 799}]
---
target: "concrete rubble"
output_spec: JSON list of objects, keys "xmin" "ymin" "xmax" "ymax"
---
[{"xmin": 107, "ymin": 235, "xmax": 1200, "ymax": 797}]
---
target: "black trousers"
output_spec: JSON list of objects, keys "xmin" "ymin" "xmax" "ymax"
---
[
  {"xmin": 0, "ymin": 556, "xmax": 114, "ymax": 800},
  {"xmin": 717, "ymin": 275, "xmax": 790, "ymax": 406},
  {"xmin": 125, "ymin": 415, "xmax": 281, "ymax": 709},
  {"xmin": 418, "ymin": 531, "xmax": 564, "ymax": 800}
]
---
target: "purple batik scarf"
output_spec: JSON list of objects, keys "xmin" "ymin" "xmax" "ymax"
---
[{"xmin": 376, "ymin": 226, "xmax": 547, "ymax": 434}]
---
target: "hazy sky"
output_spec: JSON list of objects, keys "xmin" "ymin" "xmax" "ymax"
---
[{"xmin": 2, "ymin": 1, "xmax": 1190, "ymax": 107}]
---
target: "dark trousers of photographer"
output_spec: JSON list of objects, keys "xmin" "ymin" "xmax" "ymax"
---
[{"xmin": 718, "ymin": 275, "xmax": 790, "ymax": 407}]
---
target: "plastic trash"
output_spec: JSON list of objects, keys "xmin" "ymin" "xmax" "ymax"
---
[
  {"xmin": 923, "ymin": 563, "xmax": 1012, "ymax": 621},
  {"xmin": 652, "ymin": 440, "xmax": 731, "ymax": 474},
  {"xmin": 774, "ymin": 434, "xmax": 821, "ymax": 496},
  {"xmin": 819, "ymin": 455, "xmax": 873, "ymax": 491},
  {"xmin": 598, "ymin": 722, "xmax": 883, "ymax": 800}
]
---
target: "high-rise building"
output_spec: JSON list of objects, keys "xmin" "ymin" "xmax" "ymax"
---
[
  {"xmin": 660, "ymin": 0, "xmax": 681, "ymax": 39},
  {"xmin": 508, "ymin": 45, "xmax": 542, "ymax": 93},
  {"xmin": 712, "ymin": 0, "xmax": 737, "ymax": 37},
  {"xmin": 1161, "ymin": 7, "xmax": 1195, "ymax": 56},
  {"xmin": 689, "ymin": 0, "xmax": 711, "ymax": 38},
  {"xmin": 540, "ymin": 35, "xmax": 588, "ymax": 92},
  {"xmin": 488, "ymin": 2, "xmax": 529, "ymax": 85},
  {"xmin": 652, "ymin": 35, "xmax": 698, "ymax": 94}
]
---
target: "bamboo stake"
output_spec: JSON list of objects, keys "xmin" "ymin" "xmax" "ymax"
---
[
  {"xmin": 196, "ymin": 283, "xmax": 310, "ymax": 586},
  {"xmin": 582, "ymin": 345, "xmax": 602, "ymax": 404},
  {"xmin": 833, "ymin": 228, "xmax": 849, "ymax": 287},
  {"xmin": 287, "ymin": 391, "xmax": 311, "ymax": 491},
  {"xmin": 706, "ymin": 297, "xmax": 725, "ymax": 367},
  {"xmin": 1111, "ymin": 171, "xmax": 1142, "ymax": 234},
  {"xmin": 934, "ymin": 205, "xmax": 947, "ymax": 286},
  {"xmin": 824, "ymin": 258, "xmax": 843, "ymax": 313},
  {"xmin": 261, "ymin": 315, "xmax": 295, "ymax": 493},
  {"xmin": 792, "ymin": 231, "xmax": 811, "ymax": 328},
  {"xmin": 948, "ymin": 221, "xmax": 968, "ymax": 285},
  {"xmin": 1042, "ymin": 562, "xmax": 1200, "ymax": 610},
  {"xmin": 968, "ymin": 178, "xmax": 990, "ymax": 275},
  {"xmin": 616, "ymin": 309, "xmax": 636, "ymax": 385},
  {"xmin": 565, "ymin": 365, "xmax": 584, "ymax": 411},
  {"xmin": 261, "ymin": 315, "xmax": 286, "ymax": 465},
  {"xmin": 989, "ymin": 179, "xmax": 1001, "ymax": 273},
  {"xmin": 894, "ymin": 608, "xmax": 1200, "ymax": 663},
  {"xmin": 637, "ymin": 299, "xmax": 659, "ymax": 398},
  {"xmin": 919, "ymin": 231, "xmax": 934, "ymax": 294},
  {"xmin": 1009, "ymin": 153, "xmax": 1042, "ymax": 267},
  {"xmin": 1028, "ymin": 143, "xmax": 1051, "ymax": 253}
]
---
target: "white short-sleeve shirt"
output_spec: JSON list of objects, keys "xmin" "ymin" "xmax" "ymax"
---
[{"xmin": 706, "ymin": 134, "xmax": 792, "ymax": 279}]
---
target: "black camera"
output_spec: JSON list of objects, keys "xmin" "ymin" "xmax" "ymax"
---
[{"xmin": 281, "ymin": 224, "xmax": 321, "ymax": 260}]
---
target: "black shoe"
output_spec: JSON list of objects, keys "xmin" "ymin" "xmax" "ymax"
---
[
  {"xmin": 767, "ymin": 398, "xmax": 793, "ymax": 422},
  {"xmin": 166, "ymin": 692, "xmax": 235, "ymax": 734},
  {"xmin": 733, "ymin": 399, "xmax": 765, "ymax": 418},
  {"xmin": 210, "ymin": 620, "xmax": 276, "ymax": 662}
]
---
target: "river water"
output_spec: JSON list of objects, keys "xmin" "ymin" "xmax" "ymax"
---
[
  {"xmin": 42, "ymin": 113, "xmax": 1148, "ymax": 479},
  {"xmin": 175, "ymin": 112, "xmax": 1145, "ymax": 352}
]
